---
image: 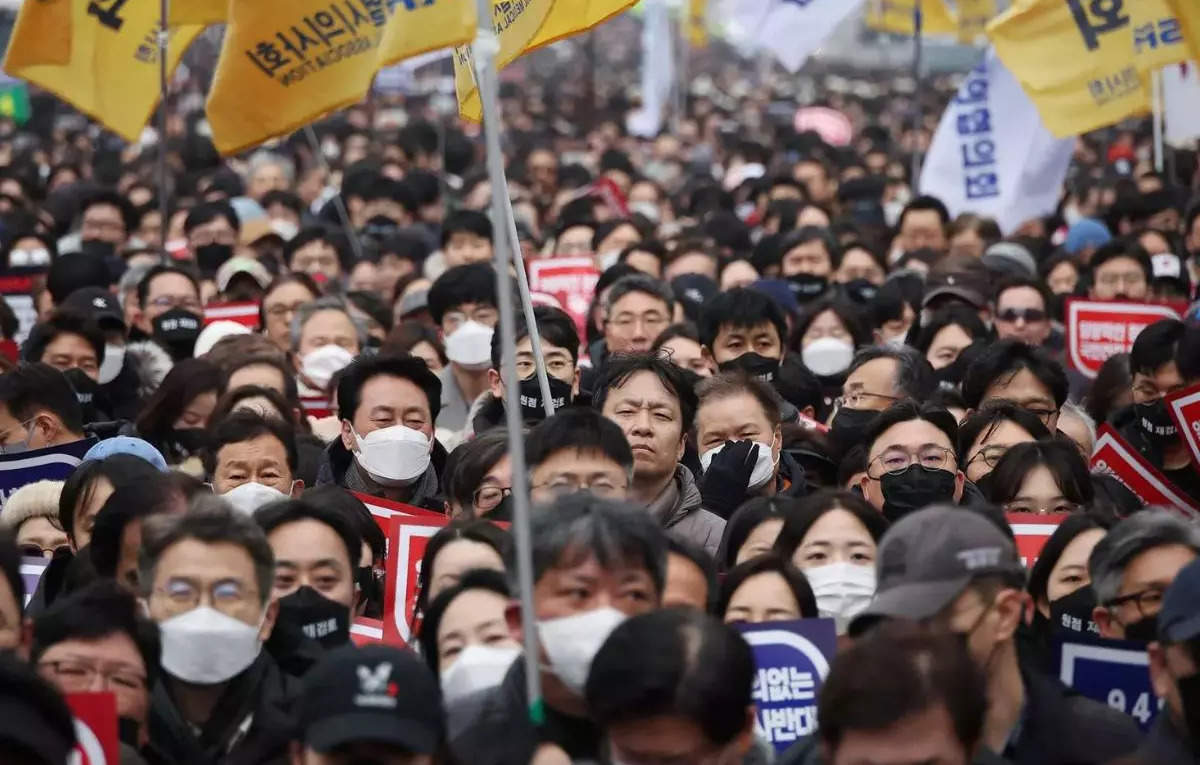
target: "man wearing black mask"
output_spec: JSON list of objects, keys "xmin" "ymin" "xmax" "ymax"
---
[
  {"xmin": 776, "ymin": 226, "xmax": 837, "ymax": 304},
  {"xmin": 859, "ymin": 401, "xmax": 964, "ymax": 522},
  {"xmin": 1145, "ymin": 557, "xmax": 1200, "ymax": 762},
  {"xmin": 828, "ymin": 346, "xmax": 936, "ymax": 459},
  {"xmin": 184, "ymin": 201, "xmax": 240, "ymax": 278},
  {"xmin": 1089, "ymin": 510, "xmax": 1200, "ymax": 642},
  {"xmin": 134, "ymin": 265, "xmax": 204, "ymax": 362},
  {"xmin": 77, "ymin": 189, "xmax": 133, "ymax": 259}
]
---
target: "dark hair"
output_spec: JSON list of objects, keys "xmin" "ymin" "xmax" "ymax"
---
[
  {"xmin": 818, "ymin": 622, "xmax": 986, "ymax": 756},
  {"xmin": 259, "ymin": 272, "xmax": 321, "ymax": 327},
  {"xmin": 666, "ymin": 536, "xmax": 719, "ymax": 613},
  {"xmin": 81, "ymin": 188, "xmax": 138, "ymax": 234},
  {"xmin": 697, "ymin": 287, "xmax": 787, "ymax": 349},
  {"xmin": 526, "ymin": 408, "xmax": 634, "ymax": 473},
  {"xmin": 210, "ymin": 384, "xmax": 298, "ymax": 431},
  {"xmin": 0, "ymin": 527, "xmax": 22, "ymax": 615},
  {"xmin": 956, "ymin": 401, "xmax": 1052, "ymax": 460},
  {"xmin": 417, "ymin": 568, "xmax": 510, "ymax": 675},
  {"xmin": 605, "ymin": 274, "xmax": 675, "ymax": 316},
  {"xmin": 715, "ymin": 496, "xmax": 804, "ymax": 572},
  {"xmin": 345, "ymin": 290, "xmax": 392, "ymax": 335},
  {"xmin": 961, "ymin": 339, "xmax": 1069, "ymax": 410},
  {"xmin": 336, "ymin": 354, "xmax": 442, "ymax": 423},
  {"xmin": 792, "ymin": 296, "xmax": 870, "ymax": 351},
  {"xmin": 136, "ymin": 264, "xmax": 201, "ymax": 308},
  {"xmin": 845, "ymin": 346, "xmax": 936, "ymax": 402},
  {"xmin": 134, "ymin": 358, "xmax": 223, "ymax": 455},
  {"xmin": 489, "ymin": 304, "xmax": 580, "ymax": 371},
  {"xmin": 777, "ymin": 225, "xmax": 842, "ymax": 271},
  {"xmin": 260, "ymin": 189, "xmax": 303, "ymax": 217},
  {"xmin": 300, "ymin": 484, "xmax": 385, "ymax": 564},
  {"xmin": 1026, "ymin": 511, "xmax": 1112, "ymax": 606},
  {"xmin": 1130, "ymin": 318, "xmax": 1186, "ymax": 377},
  {"xmin": 202, "ymin": 409, "xmax": 298, "ymax": 476},
  {"xmin": 32, "ymin": 579, "xmax": 161, "ymax": 687},
  {"xmin": 1085, "ymin": 352, "xmax": 1131, "ymax": 425},
  {"xmin": 58, "ymin": 454, "xmax": 162, "ymax": 542},
  {"xmin": 696, "ymin": 372, "xmax": 783, "ymax": 428},
  {"xmin": 868, "ymin": 277, "xmax": 920, "ymax": 331},
  {"xmin": 445, "ymin": 429, "xmax": 509, "ymax": 515},
  {"xmin": 416, "ymin": 520, "xmax": 514, "ymax": 614},
  {"xmin": 381, "ymin": 321, "xmax": 447, "ymax": 366},
  {"xmin": 24, "ymin": 311, "xmax": 106, "ymax": 367},
  {"xmin": 585, "ymin": 609, "xmax": 754, "ymax": 745},
  {"xmin": 183, "ymin": 200, "xmax": 240, "ymax": 235},
  {"xmin": 255, "ymin": 499, "xmax": 363, "ymax": 573},
  {"xmin": 47, "ymin": 252, "xmax": 111, "ymax": 304},
  {"xmin": 284, "ymin": 226, "xmax": 347, "ymax": 273},
  {"xmin": 0, "ymin": 654, "xmax": 78, "ymax": 762},
  {"xmin": 773, "ymin": 489, "xmax": 889, "ymax": 560},
  {"xmin": 0, "ymin": 362, "xmax": 84, "ymax": 435},
  {"xmin": 912, "ymin": 305, "xmax": 989, "ymax": 358},
  {"xmin": 441, "ymin": 209, "xmax": 493, "ymax": 248},
  {"xmin": 993, "ymin": 275, "xmax": 1051, "ymax": 311},
  {"xmin": 984, "ymin": 440, "xmax": 1094, "ymax": 508},
  {"xmin": 1088, "ymin": 240, "xmax": 1152, "ymax": 283},
  {"xmin": 427, "ymin": 263, "xmax": 497, "ymax": 326},
  {"xmin": 897, "ymin": 195, "xmax": 951, "ymax": 230},
  {"xmin": 89, "ymin": 474, "xmax": 188, "ymax": 579},
  {"xmin": 593, "ymin": 353, "xmax": 698, "ymax": 432},
  {"xmin": 863, "ymin": 401, "xmax": 959, "ymax": 459},
  {"xmin": 618, "ymin": 240, "xmax": 667, "ymax": 268},
  {"xmin": 717, "ymin": 553, "xmax": 818, "ymax": 620},
  {"xmin": 1176, "ymin": 324, "xmax": 1200, "ymax": 383}
]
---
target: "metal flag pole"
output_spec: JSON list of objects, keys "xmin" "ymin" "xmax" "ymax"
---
[
  {"xmin": 1152, "ymin": 68, "xmax": 1165, "ymax": 174},
  {"xmin": 157, "ymin": 0, "xmax": 170, "ymax": 255},
  {"xmin": 910, "ymin": 0, "xmax": 924, "ymax": 184},
  {"xmin": 303, "ymin": 125, "xmax": 368, "ymax": 265},
  {"xmin": 471, "ymin": 0, "xmax": 544, "ymax": 724}
]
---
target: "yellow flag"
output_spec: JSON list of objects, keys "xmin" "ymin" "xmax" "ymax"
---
[
  {"xmin": 377, "ymin": 0, "xmax": 475, "ymax": 68},
  {"xmin": 865, "ymin": 0, "xmax": 958, "ymax": 37},
  {"xmin": 687, "ymin": 0, "xmax": 708, "ymax": 48},
  {"xmin": 453, "ymin": 0, "xmax": 557, "ymax": 120},
  {"xmin": 5, "ymin": 0, "xmax": 201, "ymax": 142},
  {"xmin": 1167, "ymin": 0, "xmax": 1200, "ymax": 57},
  {"xmin": 4, "ymin": 0, "xmax": 73, "ymax": 70},
  {"xmin": 169, "ymin": 0, "xmax": 227, "ymax": 27},
  {"xmin": 956, "ymin": 0, "xmax": 997, "ymax": 43},
  {"xmin": 1020, "ymin": 69, "xmax": 1151, "ymax": 138}
]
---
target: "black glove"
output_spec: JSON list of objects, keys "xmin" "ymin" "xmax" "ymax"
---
[{"xmin": 701, "ymin": 440, "xmax": 759, "ymax": 519}]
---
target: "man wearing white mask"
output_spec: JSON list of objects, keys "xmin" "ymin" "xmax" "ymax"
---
[
  {"xmin": 448, "ymin": 493, "xmax": 666, "ymax": 765},
  {"xmin": 427, "ymin": 263, "xmax": 500, "ymax": 439},
  {"xmin": 204, "ymin": 410, "xmax": 302, "ymax": 514},
  {"xmin": 291, "ymin": 297, "xmax": 364, "ymax": 397},
  {"xmin": 141, "ymin": 498, "xmax": 294, "ymax": 763},
  {"xmin": 319, "ymin": 354, "xmax": 444, "ymax": 510}
]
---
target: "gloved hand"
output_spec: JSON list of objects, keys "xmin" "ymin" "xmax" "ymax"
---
[{"xmin": 700, "ymin": 440, "xmax": 759, "ymax": 519}]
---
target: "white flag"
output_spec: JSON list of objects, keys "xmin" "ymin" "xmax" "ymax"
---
[
  {"xmin": 919, "ymin": 48, "xmax": 1074, "ymax": 235},
  {"xmin": 1163, "ymin": 62, "xmax": 1200, "ymax": 149},
  {"xmin": 723, "ymin": 0, "xmax": 866, "ymax": 73},
  {"xmin": 627, "ymin": 0, "xmax": 674, "ymax": 138}
]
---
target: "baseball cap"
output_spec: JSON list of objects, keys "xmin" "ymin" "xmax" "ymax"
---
[
  {"xmin": 296, "ymin": 644, "xmax": 444, "ymax": 754},
  {"xmin": 1063, "ymin": 218, "xmax": 1112, "ymax": 256},
  {"xmin": 850, "ymin": 507, "xmax": 1024, "ymax": 634},
  {"xmin": 1151, "ymin": 252, "xmax": 1184, "ymax": 281},
  {"xmin": 1158, "ymin": 557, "xmax": 1200, "ymax": 643},
  {"xmin": 238, "ymin": 219, "xmax": 282, "ymax": 249},
  {"xmin": 922, "ymin": 271, "xmax": 989, "ymax": 310},
  {"xmin": 748, "ymin": 278, "xmax": 801, "ymax": 316},
  {"xmin": 671, "ymin": 274, "xmax": 718, "ymax": 323},
  {"xmin": 83, "ymin": 436, "xmax": 168, "ymax": 471},
  {"xmin": 61, "ymin": 286, "xmax": 125, "ymax": 332},
  {"xmin": 216, "ymin": 256, "xmax": 273, "ymax": 293}
]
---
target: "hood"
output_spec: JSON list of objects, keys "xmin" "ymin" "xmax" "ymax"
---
[{"xmin": 124, "ymin": 340, "xmax": 174, "ymax": 400}]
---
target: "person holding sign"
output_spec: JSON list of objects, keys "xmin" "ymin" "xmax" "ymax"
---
[{"xmin": 1143, "ymin": 557, "xmax": 1200, "ymax": 762}]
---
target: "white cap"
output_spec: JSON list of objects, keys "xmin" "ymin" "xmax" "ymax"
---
[
  {"xmin": 194, "ymin": 320, "xmax": 251, "ymax": 357},
  {"xmin": 1152, "ymin": 253, "xmax": 1183, "ymax": 280}
]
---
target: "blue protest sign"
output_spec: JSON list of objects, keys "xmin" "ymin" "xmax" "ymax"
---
[
  {"xmin": 1057, "ymin": 636, "xmax": 1163, "ymax": 731},
  {"xmin": 737, "ymin": 618, "xmax": 837, "ymax": 752},
  {"xmin": 20, "ymin": 556, "xmax": 48, "ymax": 609},
  {"xmin": 0, "ymin": 439, "xmax": 95, "ymax": 512}
]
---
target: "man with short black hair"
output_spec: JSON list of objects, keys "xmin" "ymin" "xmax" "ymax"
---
[
  {"xmin": 184, "ymin": 201, "xmax": 240, "ymax": 276},
  {"xmin": 858, "ymin": 401, "xmax": 965, "ymax": 520},
  {"xmin": 427, "ymin": 263, "xmax": 499, "ymax": 436},
  {"xmin": 441, "ymin": 209, "xmax": 493, "ymax": 266},
  {"xmin": 603, "ymin": 274, "xmax": 674, "ymax": 357},
  {"xmin": 827, "ymin": 346, "xmax": 937, "ymax": 456},
  {"xmin": 962, "ymin": 339, "xmax": 1068, "ymax": 432},
  {"xmin": 286, "ymin": 227, "xmax": 347, "ymax": 286},
  {"xmin": 993, "ymin": 276, "xmax": 1053, "ymax": 347},
  {"xmin": 205, "ymin": 410, "xmax": 302, "ymax": 513},
  {"xmin": 24, "ymin": 311, "xmax": 105, "ymax": 381},
  {"xmin": 135, "ymin": 264, "xmax": 203, "ymax": 341},
  {"xmin": 1088, "ymin": 240, "xmax": 1152, "ymax": 301},
  {"xmin": 0, "ymin": 362, "xmax": 87, "ymax": 453},
  {"xmin": 698, "ymin": 287, "xmax": 790, "ymax": 382},
  {"xmin": 526, "ymin": 408, "xmax": 632, "ymax": 505},
  {"xmin": 896, "ymin": 195, "xmax": 950, "ymax": 255},
  {"xmin": 79, "ymin": 189, "xmax": 135, "ymax": 250}
]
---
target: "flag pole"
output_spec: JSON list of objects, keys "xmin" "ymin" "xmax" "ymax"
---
[
  {"xmin": 471, "ymin": 1, "xmax": 546, "ymax": 725},
  {"xmin": 910, "ymin": 0, "xmax": 924, "ymax": 184},
  {"xmin": 303, "ymin": 125, "xmax": 368, "ymax": 265},
  {"xmin": 157, "ymin": 0, "xmax": 170, "ymax": 254},
  {"xmin": 1152, "ymin": 67, "xmax": 1164, "ymax": 174}
]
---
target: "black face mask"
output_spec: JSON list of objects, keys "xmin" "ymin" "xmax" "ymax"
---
[
  {"xmin": 356, "ymin": 566, "xmax": 383, "ymax": 619},
  {"xmin": 718, "ymin": 352, "xmax": 780, "ymax": 383},
  {"xmin": 118, "ymin": 717, "xmax": 140, "ymax": 749},
  {"xmin": 278, "ymin": 585, "xmax": 351, "ymax": 649},
  {"xmin": 1176, "ymin": 672, "xmax": 1200, "ymax": 744},
  {"xmin": 1134, "ymin": 399, "xmax": 1178, "ymax": 447},
  {"xmin": 63, "ymin": 367, "xmax": 110, "ymax": 422},
  {"xmin": 194, "ymin": 243, "xmax": 234, "ymax": 276},
  {"xmin": 1048, "ymin": 586, "xmax": 1099, "ymax": 636},
  {"xmin": 841, "ymin": 278, "xmax": 879, "ymax": 304},
  {"xmin": 879, "ymin": 464, "xmax": 957, "ymax": 523},
  {"xmin": 80, "ymin": 239, "xmax": 116, "ymax": 260},
  {"xmin": 489, "ymin": 494, "xmax": 514, "ymax": 522},
  {"xmin": 152, "ymin": 307, "xmax": 202, "ymax": 361},
  {"xmin": 1123, "ymin": 615, "xmax": 1159, "ymax": 643},
  {"xmin": 518, "ymin": 374, "xmax": 573, "ymax": 422},
  {"xmin": 830, "ymin": 407, "xmax": 877, "ymax": 454},
  {"xmin": 168, "ymin": 427, "xmax": 208, "ymax": 457},
  {"xmin": 787, "ymin": 273, "xmax": 829, "ymax": 303},
  {"xmin": 1048, "ymin": 292, "xmax": 1070, "ymax": 323}
]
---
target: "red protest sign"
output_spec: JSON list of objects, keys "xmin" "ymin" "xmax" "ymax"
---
[
  {"xmin": 1006, "ymin": 513, "xmax": 1066, "ymax": 567},
  {"xmin": 299, "ymin": 396, "xmax": 333, "ymax": 419},
  {"xmin": 528, "ymin": 257, "xmax": 600, "ymax": 340},
  {"xmin": 65, "ymin": 692, "xmax": 119, "ymax": 765},
  {"xmin": 1166, "ymin": 382, "xmax": 1200, "ymax": 470},
  {"xmin": 350, "ymin": 616, "xmax": 385, "ymax": 646},
  {"xmin": 1065, "ymin": 299, "xmax": 1184, "ymax": 378},
  {"xmin": 352, "ymin": 491, "xmax": 448, "ymax": 522},
  {"xmin": 382, "ymin": 515, "xmax": 449, "ymax": 645},
  {"xmin": 1090, "ymin": 425, "xmax": 1200, "ymax": 519},
  {"xmin": 203, "ymin": 301, "xmax": 261, "ymax": 329}
]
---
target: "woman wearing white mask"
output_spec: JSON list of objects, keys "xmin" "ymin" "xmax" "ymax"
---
[
  {"xmin": 417, "ymin": 569, "xmax": 522, "ymax": 705},
  {"xmin": 795, "ymin": 298, "xmax": 869, "ymax": 383},
  {"xmin": 773, "ymin": 489, "xmax": 888, "ymax": 634},
  {"xmin": 427, "ymin": 263, "xmax": 500, "ymax": 438}
]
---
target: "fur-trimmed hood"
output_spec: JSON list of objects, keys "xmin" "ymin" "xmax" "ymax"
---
[{"xmin": 123, "ymin": 340, "xmax": 173, "ymax": 400}]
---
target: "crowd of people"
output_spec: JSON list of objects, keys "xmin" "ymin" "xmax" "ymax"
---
[{"xmin": 0, "ymin": 16, "xmax": 1198, "ymax": 765}]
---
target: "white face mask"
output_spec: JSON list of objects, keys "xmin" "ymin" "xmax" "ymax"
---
[
  {"xmin": 222, "ymin": 481, "xmax": 290, "ymax": 515},
  {"xmin": 880, "ymin": 334, "xmax": 907, "ymax": 351},
  {"xmin": 699, "ymin": 439, "xmax": 778, "ymax": 492},
  {"xmin": 352, "ymin": 424, "xmax": 431, "ymax": 486},
  {"xmin": 9, "ymin": 247, "xmax": 50, "ymax": 267},
  {"xmin": 439, "ymin": 644, "xmax": 521, "ymax": 704},
  {"xmin": 444, "ymin": 320, "xmax": 494, "ymax": 369},
  {"xmin": 301, "ymin": 344, "xmax": 355, "ymax": 389},
  {"xmin": 537, "ymin": 607, "xmax": 625, "ymax": 695},
  {"xmin": 803, "ymin": 562, "xmax": 877, "ymax": 634},
  {"xmin": 802, "ymin": 337, "xmax": 854, "ymax": 377},
  {"xmin": 159, "ymin": 605, "xmax": 263, "ymax": 684},
  {"xmin": 97, "ymin": 344, "xmax": 126, "ymax": 385}
]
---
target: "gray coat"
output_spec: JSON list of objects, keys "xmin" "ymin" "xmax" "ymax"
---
[{"xmin": 646, "ymin": 465, "xmax": 726, "ymax": 558}]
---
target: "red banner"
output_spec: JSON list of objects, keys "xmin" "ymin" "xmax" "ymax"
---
[
  {"xmin": 527, "ymin": 256, "xmax": 600, "ymax": 340},
  {"xmin": 1090, "ymin": 425, "xmax": 1200, "ymax": 519},
  {"xmin": 1065, "ymin": 299, "xmax": 1184, "ymax": 378},
  {"xmin": 203, "ymin": 301, "xmax": 260, "ymax": 329},
  {"xmin": 1166, "ymin": 382, "xmax": 1200, "ymax": 470},
  {"xmin": 1005, "ymin": 513, "xmax": 1066, "ymax": 567},
  {"xmin": 65, "ymin": 692, "xmax": 119, "ymax": 765},
  {"xmin": 299, "ymin": 396, "xmax": 333, "ymax": 419},
  {"xmin": 382, "ymin": 515, "xmax": 449, "ymax": 645}
]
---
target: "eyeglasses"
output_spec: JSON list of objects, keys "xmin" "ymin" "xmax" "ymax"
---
[
  {"xmin": 265, "ymin": 301, "xmax": 307, "ymax": 318},
  {"xmin": 39, "ymin": 659, "xmax": 146, "ymax": 692},
  {"xmin": 473, "ymin": 485, "xmax": 511, "ymax": 512},
  {"xmin": 835, "ymin": 391, "xmax": 900, "ymax": 411},
  {"xmin": 1024, "ymin": 406, "xmax": 1059, "ymax": 425},
  {"xmin": 1002, "ymin": 500, "xmax": 1079, "ymax": 515},
  {"xmin": 867, "ymin": 446, "xmax": 956, "ymax": 480},
  {"xmin": 966, "ymin": 444, "xmax": 1009, "ymax": 470},
  {"xmin": 1095, "ymin": 272, "xmax": 1147, "ymax": 289},
  {"xmin": 19, "ymin": 543, "xmax": 71, "ymax": 559},
  {"xmin": 996, "ymin": 308, "xmax": 1047, "ymax": 323},
  {"xmin": 608, "ymin": 312, "xmax": 669, "ymax": 332},
  {"xmin": 149, "ymin": 295, "xmax": 202, "ymax": 312},
  {"xmin": 153, "ymin": 577, "xmax": 256, "ymax": 612},
  {"xmin": 1106, "ymin": 586, "xmax": 1166, "ymax": 617},
  {"xmin": 532, "ymin": 476, "xmax": 626, "ymax": 498}
]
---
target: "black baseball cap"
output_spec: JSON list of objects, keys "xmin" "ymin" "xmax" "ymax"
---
[
  {"xmin": 851, "ymin": 507, "xmax": 1024, "ymax": 635},
  {"xmin": 62, "ymin": 286, "xmax": 125, "ymax": 332},
  {"xmin": 1159, "ymin": 557, "xmax": 1200, "ymax": 644},
  {"xmin": 295, "ymin": 644, "xmax": 444, "ymax": 754}
]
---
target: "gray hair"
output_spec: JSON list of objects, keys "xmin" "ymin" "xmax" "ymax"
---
[
  {"xmin": 1058, "ymin": 401, "xmax": 1096, "ymax": 450},
  {"xmin": 530, "ymin": 493, "xmax": 668, "ymax": 597},
  {"xmin": 247, "ymin": 150, "xmax": 295, "ymax": 186},
  {"xmin": 847, "ymin": 345, "xmax": 937, "ymax": 401},
  {"xmin": 604, "ymin": 274, "xmax": 675, "ymax": 317},
  {"xmin": 289, "ymin": 295, "xmax": 368, "ymax": 352},
  {"xmin": 118, "ymin": 262, "xmax": 158, "ymax": 299},
  {"xmin": 1088, "ymin": 509, "xmax": 1200, "ymax": 605},
  {"xmin": 138, "ymin": 495, "xmax": 276, "ymax": 607}
]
